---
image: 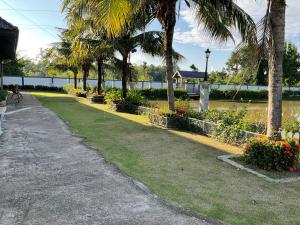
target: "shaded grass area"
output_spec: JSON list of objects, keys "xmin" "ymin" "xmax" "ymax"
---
[{"xmin": 33, "ymin": 92, "xmax": 300, "ymax": 225}]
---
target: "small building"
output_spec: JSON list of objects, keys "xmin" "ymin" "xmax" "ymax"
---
[
  {"xmin": 0, "ymin": 17, "xmax": 19, "ymax": 89},
  {"xmin": 0, "ymin": 17, "xmax": 19, "ymax": 60},
  {"xmin": 173, "ymin": 70, "xmax": 208, "ymax": 87}
]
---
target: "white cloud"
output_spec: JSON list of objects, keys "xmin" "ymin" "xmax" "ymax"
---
[
  {"xmin": 174, "ymin": 7, "xmax": 237, "ymax": 50},
  {"xmin": 174, "ymin": 0, "xmax": 300, "ymax": 50}
]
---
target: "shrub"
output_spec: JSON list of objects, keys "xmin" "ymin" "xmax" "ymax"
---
[
  {"xmin": 63, "ymin": 84, "xmax": 86, "ymax": 97},
  {"xmin": 138, "ymin": 88, "xmax": 188, "ymax": 100},
  {"xmin": 283, "ymin": 118, "xmax": 300, "ymax": 133},
  {"xmin": 243, "ymin": 136, "xmax": 300, "ymax": 172},
  {"xmin": 208, "ymin": 89, "xmax": 300, "ymax": 100},
  {"xmin": 243, "ymin": 120, "xmax": 266, "ymax": 134},
  {"xmin": 205, "ymin": 109, "xmax": 248, "ymax": 145},
  {"xmin": 185, "ymin": 110, "xmax": 205, "ymax": 120},
  {"xmin": 34, "ymin": 85, "xmax": 63, "ymax": 92},
  {"xmin": 125, "ymin": 91, "xmax": 145, "ymax": 106},
  {"xmin": 74, "ymin": 89, "xmax": 87, "ymax": 97},
  {"xmin": 174, "ymin": 99, "xmax": 190, "ymax": 114},
  {"xmin": 63, "ymin": 84, "xmax": 76, "ymax": 94},
  {"xmin": 104, "ymin": 89, "xmax": 124, "ymax": 104},
  {"xmin": 0, "ymin": 89, "xmax": 8, "ymax": 101},
  {"xmin": 209, "ymin": 89, "xmax": 268, "ymax": 100}
]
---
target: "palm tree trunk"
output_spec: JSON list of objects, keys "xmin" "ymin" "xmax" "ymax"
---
[
  {"xmin": 97, "ymin": 58, "xmax": 103, "ymax": 95},
  {"xmin": 122, "ymin": 55, "xmax": 128, "ymax": 98},
  {"xmin": 73, "ymin": 68, "xmax": 78, "ymax": 89},
  {"xmin": 267, "ymin": 0, "xmax": 286, "ymax": 138},
  {"xmin": 163, "ymin": 0, "xmax": 176, "ymax": 111},
  {"xmin": 82, "ymin": 65, "xmax": 89, "ymax": 91}
]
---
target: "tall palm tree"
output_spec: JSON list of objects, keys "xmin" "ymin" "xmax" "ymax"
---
[
  {"xmin": 64, "ymin": 7, "xmax": 95, "ymax": 92},
  {"xmin": 49, "ymin": 32, "xmax": 79, "ymax": 88},
  {"xmin": 112, "ymin": 29, "xmax": 172, "ymax": 98},
  {"xmin": 79, "ymin": 27, "xmax": 114, "ymax": 95},
  {"xmin": 259, "ymin": 0, "xmax": 286, "ymax": 138},
  {"xmin": 72, "ymin": 0, "xmax": 256, "ymax": 110}
]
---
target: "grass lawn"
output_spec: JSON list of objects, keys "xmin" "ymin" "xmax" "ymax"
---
[{"xmin": 33, "ymin": 92, "xmax": 300, "ymax": 225}]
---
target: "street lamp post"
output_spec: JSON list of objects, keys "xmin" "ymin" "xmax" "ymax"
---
[
  {"xmin": 199, "ymin": 48, "xmax": 211, "ymax": 112},
  {"xmin": 204, "ymin": 48, "xmax": 211, "ymax": 81}
]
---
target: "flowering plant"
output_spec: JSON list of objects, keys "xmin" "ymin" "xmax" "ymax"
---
[
  {"xmin": 243, "ymin": 136, "xmax": 300, "ymax": 172},
  {"xmin": 174, "ymin": 99, "xmax": 190, "ymax": 115}
]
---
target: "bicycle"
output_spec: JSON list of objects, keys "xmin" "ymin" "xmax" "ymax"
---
[{"xmin": 9, "ymin": 85, "xmax": 23, "ymax": 104}]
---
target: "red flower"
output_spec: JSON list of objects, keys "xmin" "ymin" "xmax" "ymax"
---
[
  {"xmin": 283, "ymin": 143, "xmax": 291, "ymax": 151},
  {"xmin": 289, "ymin": 167, "xmax": 297, "ymax": 173},
  {"xmin": 296, "ymin": 144, "xmax": 300, "ymax": 150}
]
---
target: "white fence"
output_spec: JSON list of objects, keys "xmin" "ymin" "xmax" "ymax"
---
[
  {"xmin": 3, "ymin": 75, "xmax": 300, "ymax": 93},
  {"xmin": 3, "ymin": 75, "xmax": 168, "ymax": 89},
  {"xmin": 185, "ymin": 83, "xmax": 300, "ymax": 93}
]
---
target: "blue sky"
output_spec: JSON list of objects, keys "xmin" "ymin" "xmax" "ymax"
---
[{"xmin": 0, "ymin": 0, "xmax": 300, "ymax": 72}]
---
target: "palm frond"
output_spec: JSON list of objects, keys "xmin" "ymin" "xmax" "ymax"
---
[{"xmin": 192, "ymin": 0, "xmax": 256, "ymax": 44}]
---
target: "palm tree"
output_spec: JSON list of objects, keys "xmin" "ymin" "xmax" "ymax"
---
[
  {"xmin": 112, "ymin": 29, "xmax": 170, "ymax": 98},
  {"xmin": 73, "ymin": 0, "xmax": 256, "ymax": 110},
  {"xmin": 64, "ymin": 8, "xmax": 95, "ymax": 92},
  {"xmin": 247, "ymin": 0, "xmax": 286, "ymax": 138},
  {"xmin": 79, "ymin": 28, "xmax": 114, "ymax": 95},
  {"xmin": 49, "ymin": 32, "xmax": 79, "ymax": 88},
  {"xmin": 261, "ymin": 0, "xmax": 286, "ymax": 138}
]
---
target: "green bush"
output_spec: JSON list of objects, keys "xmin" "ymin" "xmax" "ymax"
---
[
  {"xmin": 125, "ymin": 91, "xmax": 145, "ymax": 106},
  {"xmin": 138, "ymin": 88, "xmax": 188, "ymax": 100},
  {"xmin": 243, "ymin": 136, "xmax": 300, "ymax": 172},
  {"xmin": 63, "ymin": 84, "xmax": 76, "ymax": 94},
  {"xmin": 209, "ymin": 89, "xmax": 300, "ymax": 100},
  {"xmin": 0, "ymin": 89, "xmax": 8, "ymax": 101},
  {"xmin": 34, "ymin": 85, "xmax": 63, "ymax": 92},
  {"xmin": 204, "ymin": 109, "xmax": 248, "ymax": 145},
  {"xmin": 210, "ymin": 89, "xmax": 268, "ymax": 100},
  {"xmin": 63, "ymin": 84, "xmax": 87, "ymax": 97},
  {"xmin": 104, "ymin": 89, "xmax": 124, "ymax": 104},
  {"xmin": 4, "ymin": 85, "xmax": 63, "ymax": 92},
  {"xmin": 174, "ymin": 99, "xmax": 190, "ymax": 114},
  {"xmin": 243, "ymin": 120, "xmax": 266, "ymax": 134}
]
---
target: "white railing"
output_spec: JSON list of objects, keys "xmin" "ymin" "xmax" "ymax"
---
[{"xmin": 3, "ymin": 75, "xmax": 300, "ymax": 93}]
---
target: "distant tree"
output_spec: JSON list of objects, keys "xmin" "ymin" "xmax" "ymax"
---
[
  {"xmin": 3, "ymin": 56, "xmax": 27, "ymax": 76},
  {"xmin": 226, "ymin": 41, "xmax": 300, "ymax": 87},
  {"xmin": 190, "ymin": 64, "xmax": 198, "ymax": 72},
  {"xmin": 226, "ymin": 44, "xmax": 258, "ymax": 85},
  {"xmin": 209, "ymin": 70, "xmax": 229, "ymax": 84},
  {"xmin": 283, "ymin": 42, "xmax": 300, "ymax": 86},
  {"xmin": 256, "ymin": 59, "xmax": 268, "ymax": 85}
]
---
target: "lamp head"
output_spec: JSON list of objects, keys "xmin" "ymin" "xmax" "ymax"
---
[{"xmin": 205, "ymin": 48, "xmax": 211, "ymax": 58}]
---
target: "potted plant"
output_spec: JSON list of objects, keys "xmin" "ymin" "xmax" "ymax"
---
[{"xmin": 88, "ymin": 93, "xmax": 105, "ymax": 103}]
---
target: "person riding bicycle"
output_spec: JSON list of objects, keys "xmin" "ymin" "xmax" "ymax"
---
[
  {"xmin": 9, "ymin": 85, "xmax": 23, "ymax": 103},
  {"xmin": 10, "ymin": 85, "xmax": 19, "ymax": 95}
]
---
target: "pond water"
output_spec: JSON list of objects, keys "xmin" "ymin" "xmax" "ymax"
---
[{"xmin": 150, "ymin": 100, "xmax": 300, "ymax": 122}]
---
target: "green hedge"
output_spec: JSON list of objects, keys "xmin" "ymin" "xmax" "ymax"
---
[
  {"xmin": 209, "ymin": 89, "xmax": 300, "ymax": 100},
  {"xmin": 209, "ymin": 89, "xmax": 268, "ymax": 100},
  {"xmin": 138, "ymin": 88, "xmax": 188, "ymax": 100},
  {"xmin": 3, "ymin": 85, "xmax": 63, "ymax": 92}
]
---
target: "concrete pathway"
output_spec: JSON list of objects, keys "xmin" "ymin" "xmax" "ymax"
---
[{"xmin": 0, "ymin": 94, "xmax": 216, "ymax": 225}]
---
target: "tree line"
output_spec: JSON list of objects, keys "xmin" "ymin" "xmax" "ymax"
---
[{"xmin": 210, "ymin": 41, "xmax": 300, "ymax": 86}]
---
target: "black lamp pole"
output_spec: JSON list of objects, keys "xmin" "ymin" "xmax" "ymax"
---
[{"xmin": 204, "ymin": 48, "xmax": 211, "ymax": 81}]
